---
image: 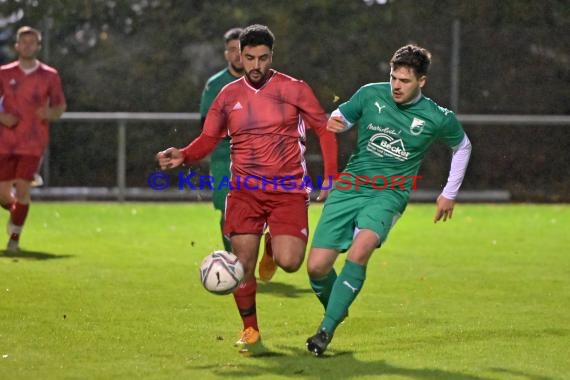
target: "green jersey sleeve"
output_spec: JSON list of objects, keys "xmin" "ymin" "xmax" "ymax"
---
[
  {"xmin": 438, "ymin": 107, "xmax": 465, "ymax": 148},
  {"xmin": 338, "ymin": 86, "xmax": 367, "ymax": 124}
]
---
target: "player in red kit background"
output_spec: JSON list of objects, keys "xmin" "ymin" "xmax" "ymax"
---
[
  {"xmin": 0, "ymin": 26, "xmax": 67, "ymax": 253},
  {"xmin": 157, "ymin": 24, "xmax": 337, "ymax": 353}
]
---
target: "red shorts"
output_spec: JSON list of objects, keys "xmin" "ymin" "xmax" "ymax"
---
[
  {"xmin": 0, "ymin": 154, "xmax": 41, "ymax": 181},
  {"xmin": 223, "ymin": 189, "xmax": 310, "ymax": 243}
]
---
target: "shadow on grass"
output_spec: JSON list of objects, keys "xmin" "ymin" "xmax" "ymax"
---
[
  {"xmin": 1, "ymin": 249, "xmax": 72, "ymax": 261},
  {"xmin": 195, "ymin": 345, "xmax": 491, "ymax": 379},
  {"xmin": 191, "ymin": 327, "xmax": 568, "ymax": 379},
  {"xmin": 256, "ymin": 281, "xmax": 313, "ymax": 298},
  {"xmin": 488, "ymin": 368, "xmax": 555, "ymax": 380}
]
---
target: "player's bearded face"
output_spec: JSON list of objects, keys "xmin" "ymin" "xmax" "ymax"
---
[
  {"xmin": 389, "ymin": 66, "xmax": 426, "ymax": 104},
  {"xmin": 242, "ymin": 45, "xmax": 273, "ymax": 86}
]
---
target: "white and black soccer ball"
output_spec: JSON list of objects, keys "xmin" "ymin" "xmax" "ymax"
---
[{"xmin": 199, "ymin": 250, "xmax": 244, "ymax": 295}]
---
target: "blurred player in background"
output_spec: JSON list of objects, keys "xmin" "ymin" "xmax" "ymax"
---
[
  {"xmin": 305, "ymin": 44, "xmax": 472, "ymax": 356},
  {"xmin": 157, "ymin": 24, "xmax": 338, "ymax": 354},
  {"xmin": 0, "ymin": 97, "xmax": 43, "ymax": 188},
  {"xmin": 200, "ymin": 27, "xmax": 244, "ymax": 253},
  {"xmin": 0, "ymin": 26, "xmax": 67, "ymax": 252}
]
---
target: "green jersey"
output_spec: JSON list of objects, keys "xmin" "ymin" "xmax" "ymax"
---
[
  {"xmin": 200, "ymin": 68, "xmax": 239, "ymax": 210},
  {"xmin": 200, "ymin": 68, "xmax": 239, "ymax": 162},
  {"xmin": 338, "ymin": 82, "xmax": 465, "ymax": 198}
]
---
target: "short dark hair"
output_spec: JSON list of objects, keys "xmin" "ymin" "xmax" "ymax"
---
[
  {"xmin": 16, "ymin": 26, "xmax": 42, "ymax": 43},
  {"xmin": 239, "ymin": 24, "xmax": 274, "ymax": 51},
  {"xmin": 224, "ymin": 27, "xmax": 243, "ymax": 43},
  {"xmin": 390, "ymin": 44, "xmax": 431, "ymax": 77}
]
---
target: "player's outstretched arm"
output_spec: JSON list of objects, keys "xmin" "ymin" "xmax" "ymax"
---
[
  {"xmin": 156, "ymin": 148, "xmax": 184, "ymax": 170},
  {"xmin": 434, "ymin": 134, "xmax": 471, "ymax": 223},
  {"xmin": 295, "ymin": 83, "xmax": 338, "ymax": 201},
  {"xmin": 157, "ymin": 134, "xmax": 221, "ymax": 170},
  {"xmin": 312, "ymin": 126, "xmax": 338, "ymax": 202},
  {"xmin": 434, "ymin": 194, "xmax": 455, "ymax": 223}
]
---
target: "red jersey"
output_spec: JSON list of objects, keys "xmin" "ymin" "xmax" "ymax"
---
[
  {"xmin": 0, "ymin": 61, "xmax": 66, "ymax": 156},
  {"xmin": 183, "ymin": 70, "xmax": 337, "ymax": 194}
]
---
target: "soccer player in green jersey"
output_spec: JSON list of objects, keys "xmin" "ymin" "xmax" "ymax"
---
[
  {"xmin": 305, "ymin": 44, "xmax": 472, "ymax": 356},
  {"xmin": 199, "ymin": 28, "xmax": 243, "ymax": 252}
]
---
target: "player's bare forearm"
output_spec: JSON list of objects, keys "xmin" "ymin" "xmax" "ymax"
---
[{"xmin": 434, "ymin": 195, "xmax": 455, "ymax": 223}]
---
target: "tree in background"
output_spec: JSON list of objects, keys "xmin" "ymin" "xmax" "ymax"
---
[{"xmin": 1, "ymin": 0, "xmax": 567, "ymax": 200}]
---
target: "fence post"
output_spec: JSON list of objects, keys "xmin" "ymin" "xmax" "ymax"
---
[
  {"xmin": 450, "ymin": 19, "xmax": 461, "ymax": 111},
  {"xmin": 117, "ymin": 120, "xmax": 126, "ymax": 202}
]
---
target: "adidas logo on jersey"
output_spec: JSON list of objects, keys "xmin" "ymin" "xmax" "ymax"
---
[{"xmin": 232, "ymin": 101, "xmax": 243, "ymax": 110}]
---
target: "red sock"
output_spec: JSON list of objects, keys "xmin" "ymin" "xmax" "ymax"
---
[
  {"xmin": 233, "ymin": 278, "xmax": 258, "ymax": 331},
  {"xmin": 11, "ymin": 202, "xmax": 29, "ymax": 227}
]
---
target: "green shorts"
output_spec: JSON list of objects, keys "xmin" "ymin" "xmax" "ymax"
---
[
  {"xmin": 210, "ymin": 140, "xmax": 231, "ymax": 211},
  {"xmin": 311, "ymin": 189, "xmax": 407, "ymax": 252}
]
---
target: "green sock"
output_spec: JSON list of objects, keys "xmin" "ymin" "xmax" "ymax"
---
[
  {"xmin": 320, "ymin": 260, "xmax": 366, "ymax": 335},
  {"xmin": 222, "ymin": 234, "xmax": 232, "ymax": 252},
  {"xmin": 309, "ymin": 269, "xmax": 337, "ymax": 310}
]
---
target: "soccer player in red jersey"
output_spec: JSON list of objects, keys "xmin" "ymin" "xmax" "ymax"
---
[
  {"xmin": 157, "ymin": 24, "xmax": 338, "ymax": 353},
  {"xmin": 0, "ymin": 26, "xmax": 67, "ymax": 252}
]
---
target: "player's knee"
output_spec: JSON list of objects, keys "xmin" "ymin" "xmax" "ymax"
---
[
  {"xmin": 0, "ymin": 192, "xmax": 13, "ymax": 206},
  {"xmin": 275, "ymin": 254, "xmax": 304, "ymax": 273},
  {"xmin": 306, "ymin": 261, "xmax": 329, "ymax": 279}
]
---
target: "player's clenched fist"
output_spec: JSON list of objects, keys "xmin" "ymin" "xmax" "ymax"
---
[
  {"xmin": 326, "ymin": 116, "xmax": 348, "ymax": 133},
  {"xmin": 156, "ymin": 147, "xmax": 184, "ymax": 170}
]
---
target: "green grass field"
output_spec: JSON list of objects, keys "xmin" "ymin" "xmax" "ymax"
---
[{"xmin": 0, "ymin": 202, "xmax": 568, "ymax": 380}]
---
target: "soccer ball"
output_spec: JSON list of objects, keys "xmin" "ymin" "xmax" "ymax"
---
[{"xmin": 199, "ymin": 250, "xmax": 244, "ymax": 295}]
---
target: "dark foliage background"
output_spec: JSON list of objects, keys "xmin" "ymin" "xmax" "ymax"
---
[{"xmin": 1, "ymin": 0, "xmax": 568, "ymax": 201}]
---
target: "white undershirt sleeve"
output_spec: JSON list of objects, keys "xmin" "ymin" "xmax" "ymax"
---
[
  {"xmin": 441, "ymin": 134, "xmax": 472, "ymax": 200},
  {"xmin": 331, "ymin": 109, "xmax": 354, "ymax": 131}
]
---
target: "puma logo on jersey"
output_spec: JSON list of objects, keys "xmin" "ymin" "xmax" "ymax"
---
[
  {"xmin": 232, "ymin": 101, "xmax": 243, "ymax": 110},
  {"xmin": 342, "ymin": 280, "xmax": 359, "ymax": 294},
  {"xmin": 374, "ymin": 101, "xmax": 386, "ymax": 114}
]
